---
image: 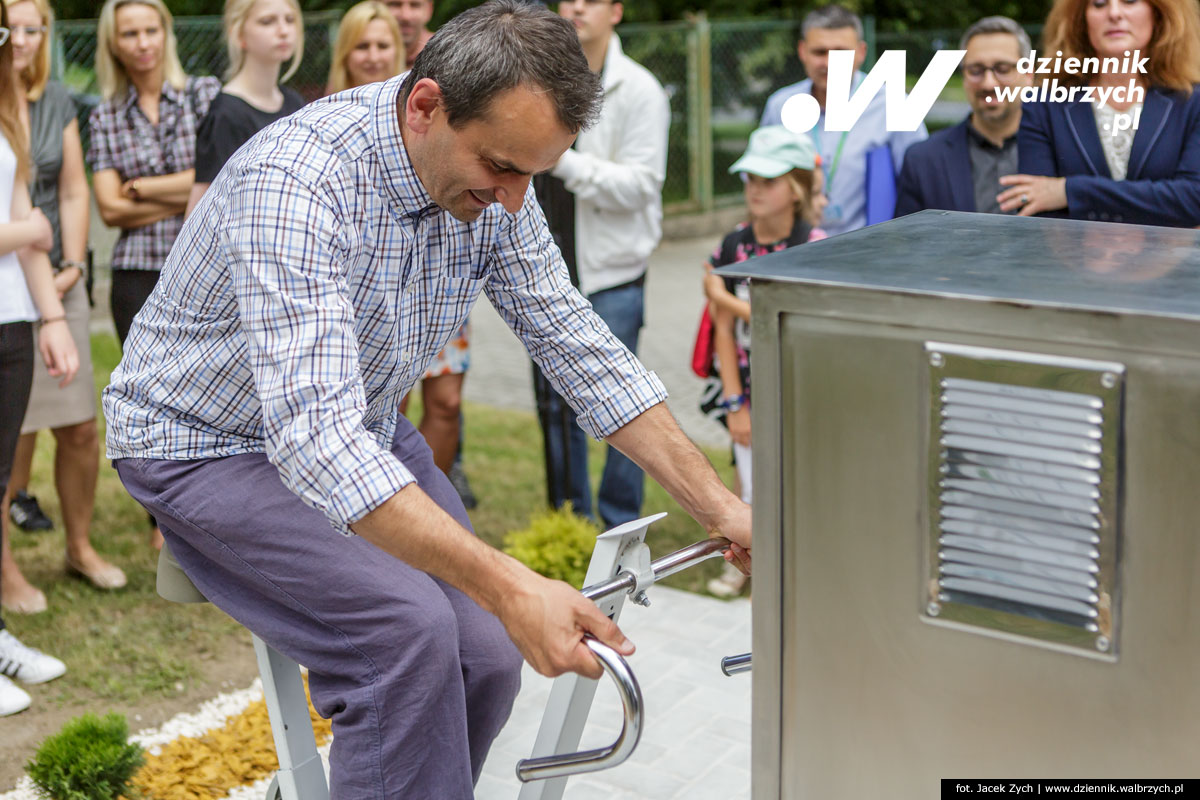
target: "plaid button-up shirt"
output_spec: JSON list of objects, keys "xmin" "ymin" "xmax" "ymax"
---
[
  {"xmin": 86, "ymin": 76, "xmax": 220, "ymax": 271},
  {"xmin": 104, "ymin": 76, "xmax": 668, "ymax": 534}
]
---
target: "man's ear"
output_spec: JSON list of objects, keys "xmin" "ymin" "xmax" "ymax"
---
[
  {"xmin": 853, "ymin": 40, "xmax": 867, "ymax": 70},
  {"xmin": 404, "ymin": 78, "xmax": 443, "ymax": 135},
  {"xmin": 610, "ymin": 1, "xmax": 623, "ymax": 26}
]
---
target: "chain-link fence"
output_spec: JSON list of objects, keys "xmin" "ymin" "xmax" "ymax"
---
[{"xmin": 52, "ymin": 13, "xmax": 1028, "ymax": 216}]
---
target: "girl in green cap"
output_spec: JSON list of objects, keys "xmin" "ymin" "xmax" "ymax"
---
[{"xmin": 701, "ymin": 125, "xmax": 827, "ymax": 597}]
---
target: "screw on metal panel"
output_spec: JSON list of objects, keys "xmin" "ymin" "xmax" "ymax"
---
[
  {"xmin": 926, "ymin": 602, "xmax": 941, "ymax": 617},
  {"xmin": 632, "ymin": 591, "xmax": 651, "ymax": 607},
  {"xmin": 1100, "ymin": 372, "xmax": 1117, "ymax": 389},
  {"xmin": 929, "ymin": 352, "xmax": 944, "ymax": 367},
  {"xmin": 1095, "ymin": 635, "xmax": 1111, "ymax": 652}
]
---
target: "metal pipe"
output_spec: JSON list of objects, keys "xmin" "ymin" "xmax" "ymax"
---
[
  {"xmin": 516, "ymin": 638, "xmax": 643, "ymax": 782},
  {"xmin": 581, "ymin": 537, "xmax": 732, "ymax": 603},
  {"xmin": 721, "ymin": 652, "xmax": 752, "ymax": 676}
]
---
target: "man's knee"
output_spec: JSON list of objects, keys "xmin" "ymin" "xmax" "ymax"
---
[{"xmin": 471, "ymin": 636, "xmax": 523, "ymax": 701}]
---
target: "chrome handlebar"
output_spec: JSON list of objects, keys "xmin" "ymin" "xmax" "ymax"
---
[
  {"xmin": 516, "ymin": 638, "xmax": 644, "ymax": 782},
  {"xmin": 581, "ymin": 537, "xmax": 732, "ymax": 603},
  {"xmin": 720, "ymin": 652, "xmax": 752, "ymax": 676},
  {"xmin": 517, "ymin": 537, "xmax": 741, "ymax": 784}
]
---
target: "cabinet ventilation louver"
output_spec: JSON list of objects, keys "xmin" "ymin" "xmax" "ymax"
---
[{"xmin": 925, "ymin": 343, "xmax": 1124, "ymax": 658}]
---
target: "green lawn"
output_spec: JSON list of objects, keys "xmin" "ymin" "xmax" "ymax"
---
[{"xmin": 6, "ymin": 333, "xmax": 736, "ymax": 707}]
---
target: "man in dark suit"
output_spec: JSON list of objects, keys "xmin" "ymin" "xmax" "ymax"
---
[{"xmin": 895, "ymin": 17, "xmax": 1033, "ymax": 216}]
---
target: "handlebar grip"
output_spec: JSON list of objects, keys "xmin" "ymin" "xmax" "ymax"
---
[{"xmin": 516, "ymin": 638, "xmax": 644, "ymax": 782}]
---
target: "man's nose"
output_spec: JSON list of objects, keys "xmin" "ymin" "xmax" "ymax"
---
[{"xmin": 495, "ymin": 174, "xmax": 532, "ymax": 214}]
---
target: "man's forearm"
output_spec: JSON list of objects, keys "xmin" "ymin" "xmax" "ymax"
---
[
  {"xmin": 351, "ymin": 483, "xmax": 528, "ymax": 617},
  {"xmin": 605, "ymin": 402, "xmax": 749, "ymax": 547},
  {"xmin": 349, "ymin": 481, "xmax": 634, "ymax": 679}
]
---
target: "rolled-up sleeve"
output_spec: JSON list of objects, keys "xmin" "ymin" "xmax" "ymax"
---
[
  {"xmin": 485, "ymin": 197, "xmax": 667, "ymax": 440},
  {"xmin": 222, "ymin": 164, "xmax": 416, "ymax": 533}
]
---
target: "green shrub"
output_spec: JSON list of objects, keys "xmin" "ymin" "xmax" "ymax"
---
[
  {"xmin": 26, "ymin": 712, "xmax": 144, "ymax": 800},
  {"xmin": 502, "ymin": 504, "xmax": 601, "ymax": 588}
]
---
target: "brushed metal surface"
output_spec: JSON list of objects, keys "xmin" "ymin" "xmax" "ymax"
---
[{"xmin": 748, "ymin": 269, "xmax": 1200, "ymax": 798}]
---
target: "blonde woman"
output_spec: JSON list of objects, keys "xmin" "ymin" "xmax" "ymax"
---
[
  {"xmin": 87, "ymin": 0, "xmax": 219, "ymax": 549},
  {"xmin": 187, "ymin": 0, "xmax": 305, "ymax": 213},
  {"xmin": 327, "ymin": 1, "xmax": 403, "ymax": 95},
  {"xmin": 0, "ymin": 0, "xmax": 77, "ymax": 714},
  {"xmin": 1, "ymin": 0, "xmax": 125, "ymax": 615}
]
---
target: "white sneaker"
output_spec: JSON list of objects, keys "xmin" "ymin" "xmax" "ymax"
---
[
  {"xmin": 0, "ymin": 674, "xmax": 31, "ymax": 716},
  {"xmin": 707, "ymin": 560, "xmax": 749, "ymax": 598},
  {"xmin": 0, "ymin": 629, "xmax": 66, "ymax": 684}
]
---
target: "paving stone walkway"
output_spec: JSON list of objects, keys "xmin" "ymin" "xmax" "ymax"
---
[{"xmin": 478, "ymin": 586, "xmax": 752, "ymax": 800}]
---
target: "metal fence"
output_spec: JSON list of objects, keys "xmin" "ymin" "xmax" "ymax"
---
[{"xmin": 52, "ymin": 13, "xmax": 1030, "ymax": 215}]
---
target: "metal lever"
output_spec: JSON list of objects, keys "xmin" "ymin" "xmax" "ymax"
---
[
  {"xmin": 582, "ymin": 537, "xmax": 732, "ymax": 604},
  {"xmin": 721, "ymin": 652, "xmax": 752, "ymax": 676},
  {"xmin": 516, "ymin": 638, "xmax": 644, "ymax": 782}
]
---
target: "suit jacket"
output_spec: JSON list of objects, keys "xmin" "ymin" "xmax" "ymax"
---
[
  {"xmin": 895, "ymin": 118, "xmax": 975, "ymax": 216},
  {"xmin": 1018, "ymin": 86, "xmax": 1200, "ymax": 227}
]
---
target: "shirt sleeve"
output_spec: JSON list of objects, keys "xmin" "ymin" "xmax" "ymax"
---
[
  {"xmin": 889, "ymin": 123, "xmax": 928, "ymax": 172},
  {"xmin": 45, "ymin": 82, "xmax": 76, "ymax": 132},
  {"xmin": 220, "ymin": 162, "xmax": 417, "ymax": 533},
  {"xmin": 193, "ymin": 97, "xmax": 224, "ymax": 184},
  {"xmin": 484, "ymin": 194, "xmax": 667, "ymax": 440},
  {"xmin": 550, "ymin": 75, "xmax": 669, "ymax": 214},
  {"xmin": 86, "ymin": 102, "xmax": 115, "ymax": 173},
  {"xmin": 194, "ymin": 76, "xmax": 222, "ymax": 118}
]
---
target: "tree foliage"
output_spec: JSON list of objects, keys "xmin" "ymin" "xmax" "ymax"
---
[{"xmin": 56, "ymin": 0, "xmax": 1053, "ymax": 29}]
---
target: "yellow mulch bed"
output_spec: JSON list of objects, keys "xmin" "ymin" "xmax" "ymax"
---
[{"xmin": 132, "ymin": 677, "xmax": 332, "ymax": 800}]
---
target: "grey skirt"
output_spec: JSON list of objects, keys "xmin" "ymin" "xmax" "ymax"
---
[{"xmin": 21, "ymin": 279, "xmax": 96, "ymax": 432}]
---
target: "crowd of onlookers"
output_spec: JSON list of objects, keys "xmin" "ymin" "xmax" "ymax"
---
[
  {"xmin": 0, "ymin": 0, "xmax": 451, "ymax": 718},
  {"xmin": 2, "ymin": 0, "xmax": 1198, "ymax": 717}
]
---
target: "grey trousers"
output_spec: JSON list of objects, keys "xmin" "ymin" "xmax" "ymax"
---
[{"xmin": 117, "ymin": 416, "xmax": 523, "ymax": 799}]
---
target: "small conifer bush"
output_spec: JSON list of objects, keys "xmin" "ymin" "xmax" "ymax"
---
[
  {"xmin": 502, "ymin": 503, "xmax": 601, "ymax": 588},
  {"xmin": 26, "ymin": 712, "xmax": 145, "ymax": 800}
]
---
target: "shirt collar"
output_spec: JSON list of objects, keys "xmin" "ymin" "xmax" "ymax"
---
[
  {"xmin": 370, "ymin": 74, "xmax": 437, "ymax": 219},
  {"xmin": 600, "ymin": 34, "xmax": 625, "ymax": 91},
  {"xmin": 118, "ymin": 79, "xmax": 184, "ymax": 113},
  {"xmin": 966, "ymin": 119, "xmax": 1017, "ymax": 150}
]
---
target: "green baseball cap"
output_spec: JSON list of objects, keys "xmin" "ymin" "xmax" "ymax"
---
[{"xmin": 728, "ymin": 125, "xmax": 820, "ymax": 178}]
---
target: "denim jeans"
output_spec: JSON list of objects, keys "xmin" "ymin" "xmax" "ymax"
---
[{"xmin": 534, "ymin": 281, "xmax": 646, "ymax": 529}]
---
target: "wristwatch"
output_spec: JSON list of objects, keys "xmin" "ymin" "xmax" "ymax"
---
[{"xmin": 720, "ymin": 394, "xmax": 746, "ymax": 413}]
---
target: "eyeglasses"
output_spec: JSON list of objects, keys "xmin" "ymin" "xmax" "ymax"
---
[
  {"xmin": 558, "ymin": 0, "xmax": 613, "ymax": 6},
  {"xmin": 962, "ymin": 61, "xmax": 1018, "ymax": 80},
  {"xmin": 0, "ymin": 25, "xmax": 45, "ymax": 47}
]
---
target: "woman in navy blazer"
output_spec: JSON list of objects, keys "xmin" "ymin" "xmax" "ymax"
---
[{"xmin": 999, "ymin": 0, "xmax": 1200, "ymax": 227}]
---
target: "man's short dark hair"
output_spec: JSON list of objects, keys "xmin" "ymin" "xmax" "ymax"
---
[
  {"xmin": 400, "ymin": 0, "xmax": 602, "ymax": 134},
  {"xmin": 801, "ymin": 4, "xmax": 864, "ymax": 40},
  {"xmin": 959, "ymin": 16, "xmax": 1032, "ymax": 58}
]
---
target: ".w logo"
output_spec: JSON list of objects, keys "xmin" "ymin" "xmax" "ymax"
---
[{"xmin": 781, "ymin": 49, "xmax": 966, "ymax": 133}]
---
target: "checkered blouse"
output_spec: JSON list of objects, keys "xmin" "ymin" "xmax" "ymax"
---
[{"xmin": 86, "ymin": 76, "xmax": 220, "ymax": 271}]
